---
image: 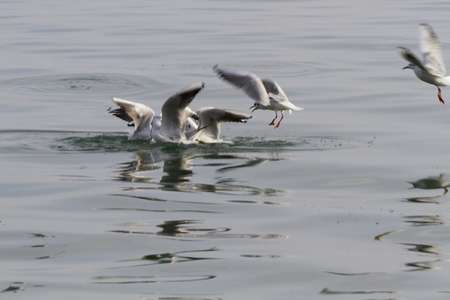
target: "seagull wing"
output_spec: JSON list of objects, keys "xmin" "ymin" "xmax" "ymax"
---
[
  {"xmin": 189, "ymin": 107, "xmax": 251, "ymax": 143},
  {"xmin": 262, "ymin": 79, "xmax": 289, "ymax": 101},
  {"xmin": 158, "ymin": 82, "xmax": 204, "ymax": 141},
  {"xmin": 109, "ymin": 97, "xmax": 155, "ymax": 130},
  {"xmin": 199, "ymin": 107, "xmax": 252, "ymax": 124},
  {"xmin": 162, "ymin": 82, "xmax": 205, "ymax": 114},
  {"xmin": 399, "ymin": 47, "xmax": 427, "ymax": 70},
  {"xmin": 419, "ymin": 23, "xmax": 446, "ymax": 76},
  {"xmin": 213, "ymin": 65, "xmax": 270, "ymax": 105}
]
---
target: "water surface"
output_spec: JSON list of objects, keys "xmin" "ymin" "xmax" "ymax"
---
[{"xmin": 2, "ymin": 0, "xmax": 450, "ymax": 299}]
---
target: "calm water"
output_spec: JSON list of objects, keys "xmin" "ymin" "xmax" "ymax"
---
[{"xmin": 2, "ymin": 0, "xmax": 450, "ymax": 299}]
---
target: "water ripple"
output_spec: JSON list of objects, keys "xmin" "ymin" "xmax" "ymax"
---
[
  {"xmin": 109, "ymin": 219, "xmax": 287, "ymax": 240},
  {"xmin": 91, "ymin": 274, "xmax": 215, "ymax": 284},
  {"xmin": 0, "ymin": 73, "xmax": 160, "ymax": 97}
]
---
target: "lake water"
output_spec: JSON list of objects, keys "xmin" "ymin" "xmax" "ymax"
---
[{"xmin": 2, "ymin": 0, "xmax": 450, "ymax": 299}]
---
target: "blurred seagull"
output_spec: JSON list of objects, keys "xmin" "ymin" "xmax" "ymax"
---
[
  {"xmin": 409, "ymin": 173, "xmax": 450, "ymax": 194},
  {"xmin": 153, "ymin": 82, "xmax": 204, "ymax": 143},
  {"xmin": 108, "ymin": 97, "xmax": 155, "ymax": 140},
  {"xmin": 188, "ymin": 107, "xmax": 252, "ymax": 143},
  {"xmin": 399, "ymin": 23, "xmax": 450, "ymax": 104},
  {"xmin": 213, "ymin": 64, "xmax": 303, "ymax": 128}
]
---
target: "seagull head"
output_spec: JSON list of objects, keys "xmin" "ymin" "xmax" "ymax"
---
[
  {"xmin": 402, "ymin": 63, "xmax": 414, "ymax": 70},
  {"xmin": 249, "ymin": 102, "xmax": 261, "ymax": 112}
]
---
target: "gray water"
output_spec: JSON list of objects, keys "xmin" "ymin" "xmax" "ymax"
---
[{"xmin": 2, "ymin": 1, "xmax": 450, "ymax": 299}]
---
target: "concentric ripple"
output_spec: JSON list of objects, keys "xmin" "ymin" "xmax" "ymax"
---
[{"xmin": 0, "ymin": 73, "xmax": 160, "ymax": 97}]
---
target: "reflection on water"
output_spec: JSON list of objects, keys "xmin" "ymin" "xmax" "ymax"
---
[
  {"xmin": 1, "ymin": 283, "xmax": 25, "ymax": 293},
  {"xmin": 137, "ymin": 247, "xmax": 217, "ymax": 264},
  {"xmin": 0, "ymin": 73, "xmax": 160, "ymax": 97},
  {"xmin": 103, "ymin": 247, "xmax": 219, "ymax": 269},
  {"xmin": 35, "ymin": 250, "xmax": 65, "ymax": 260},
  {"xmin": 405, "ymin": 195, "xmax": 445, "ymax": 204},
  {"xmin": 403, "ymin": 215, "xmax": 444, "ymax": 227},
  {"xmin": 1, "ymin": 282, "xmax": 44, "ymax": 293},
  {"xmin": 405, "ymin": 260, "xmax": 439, "ymax": 272},
  {"xmin": 114, "ymin": 147, "xmax": 284, "ymax": 195},
  {"xmin": 402, "ymin": 243, "xmax": 441, "ymax": 255},
  {"xmin": 157, "ymin": 220, "xmax": 227, "ymax": 237},
  {"xmin": 374, "ymin": 227, "xmax": 443, "ymax": 272},
  {"xmin": 110, "ymin": 219, "xmax": 287, "ymax": 240},
  {"xmin": 91, "ymin": 274, "xmax": 216, "ymax": 285},
  {"xmin": 373, "ymin": 229, "xmax": 400, "ymax": 241},
  {"xmin": 320, "ymin": 287, "xmax": 396, "ymax": 295},
  {"xmin": 99, "ymin": 194, "xmax": 219, "ymax": 214}
]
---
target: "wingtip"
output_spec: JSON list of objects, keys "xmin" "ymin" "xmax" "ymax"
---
[
  {"xmin": 111, "ymin": 96, "xmax": 126, "ymax": 104},
  {"xmin": 212, "ymin": 64, "xmax": 221, "ymax": 75}
]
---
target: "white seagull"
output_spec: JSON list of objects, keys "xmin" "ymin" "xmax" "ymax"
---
[
  {"xmin": 108, "ymin": 97, "xmax": 155, "ymax": 140},
  {"xmin": 213, "ymin": 64, "xmax": 303, "ymax": 128},
  {"xmin": 399, "ymin": 23, "xmax": 450, "ymax": 104},
  {"xmin": 153, "ymin": 82, "xmax": 204, "ymax": 143},
  {"xmin": 188, "ymin": 107, "xmax": 252, "ymax": 143},
  {"xmin": 152, "ymin": 107, "xmax": 199, "ymax": 141},
  {"xmin": 409, "ymin": 173, "xmax": 450, "ymax": 194}
]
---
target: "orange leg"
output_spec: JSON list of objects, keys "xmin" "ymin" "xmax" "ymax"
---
[
  {"xmin": 437, "ymin": 86, "xmax": 445, "ymax": 104},
  {"xmin": 268, "ymin": 111, "xmax": 278, "ymax": 126},
  {"xmin": 274, "ymin": 111, "xmax": 284, "ymax": 128}
]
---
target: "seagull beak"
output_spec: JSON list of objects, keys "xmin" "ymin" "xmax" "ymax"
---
[{"xmin": 402, "ymin": 65, "xmax": 410, "ymax": 70}]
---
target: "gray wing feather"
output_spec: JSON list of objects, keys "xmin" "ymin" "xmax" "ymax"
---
[
  {"xmin": 399, "ymin": 47, "xmax": 427, "ymax": 70},
  {"xmin": 419, "ymin": 23, "xmax": 446, "ymax": 76},
  {"xmin": 213, "ymin": 65, "xmax": 270, "ymax": 105},
  {"xmin": 109, "ymin": 97, "xmax": 155, "ymax": 129}
]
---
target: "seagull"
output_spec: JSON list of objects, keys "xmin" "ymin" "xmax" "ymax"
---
[
  {"xmin": 399, "ymin": 23, "xmax": 450, "ymax": 104},
  {"xmin": 152, "ymin": 107, "xmax": 198, "ymax": 141},
  {"xmin": 409, "ymin": 173, "xmax": 450, "ymax": 194},
  {"xmin": 213, "ymin": 64, "xmax": 303, "ymax": 128},
  {"xmin": 108, "ymin": 97, "xmax": 155, "ymax": 140},
  {"xmin": 153, "ymin": 82, "xmax": 204, "ymax": 143},
  {"xmin": 188, "ymin": 107, "xmax": 252, "ymax": 143}
]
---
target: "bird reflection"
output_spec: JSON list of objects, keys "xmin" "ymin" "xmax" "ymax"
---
[
  {"xmin": 402, "ymin": 243, "xmax": 441, "ymax": 272},
  {"xmin": 116, "ymin": 151, "xmax": 160, "ymax": 183},
  {"xmin": 155, "ymin": 219, "xmax": 286, "ymax": 239},
  {"xmin": 406, "ymin": 195, "xmax": 444, "ymax": 204},
  {"xmin": 402, "ymin": 243, "xmax": 441, "ymax": 255},
  {"xmin": 114, "ymin": 146, "xmax": 283, "ymax": 195},
  {"xmin": 115, "ymin": 147, "xmax": 194, "ymax": 189},
  {"xmin": 403, "ymin": 215, "xmax": 444, "ymax": 226},
  {"xmin": 405, "ymin": 260, "xmax": 440, "ymax": 272},
  {"xmin": 157, "ymin": 219, "xmax": 230, "ymax": 237},
  {"xmin": 160, "ymin": 150, "xmax": 194, "ymax": 191}
]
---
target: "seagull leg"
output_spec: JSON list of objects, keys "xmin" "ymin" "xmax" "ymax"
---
[
  {"xmin": 437, "ymin": 86, "xmax": 445, "ymax": 104},
  {"xmin": 444, "ymin": 187, "xmax": 448, "ymax": 195},
  {"xmin": 269, "ymin": 111, "xmax": 278, "ymax": 126},
  {"xmin": 274, "ymin": 112, "xmax": 284, "ymax": 128}
]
